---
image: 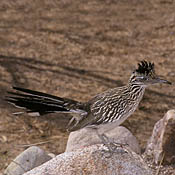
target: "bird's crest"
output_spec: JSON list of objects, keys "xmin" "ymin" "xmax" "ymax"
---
[{"xmin": 135, "ymin": 60, "xmax": 154, "ymax": 75}]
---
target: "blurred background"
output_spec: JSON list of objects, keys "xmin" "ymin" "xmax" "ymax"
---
[{"xmin": 0, "ymin": 0, "xmax": 175, "ymax": 172}]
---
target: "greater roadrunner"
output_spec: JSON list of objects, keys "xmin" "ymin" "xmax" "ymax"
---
[{"xmin": 6, "ymin": 60, "xmax": 171, "ymax": 152}]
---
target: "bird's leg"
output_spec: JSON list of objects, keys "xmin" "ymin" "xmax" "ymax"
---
[{"xmin": 96, "ymin": 130, "xmax": 128, "ymax": 156}]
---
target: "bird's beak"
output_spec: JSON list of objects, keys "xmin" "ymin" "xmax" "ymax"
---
[{"xmin": 154, "ymin": 77, "xmax": 172, "ymax": 85}]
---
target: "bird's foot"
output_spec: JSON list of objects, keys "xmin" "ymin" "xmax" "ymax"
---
[{"xmin": 99, "ymin": 134, "xmax": 128, "ymax": 157}]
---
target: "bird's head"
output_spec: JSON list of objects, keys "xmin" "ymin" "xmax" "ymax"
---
[{"xmin": 129, "ymin": 60, "xmax": 171, "ymax": 86}]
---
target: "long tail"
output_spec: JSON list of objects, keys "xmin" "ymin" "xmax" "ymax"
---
[{"xmin": 5, "ymin": 87, "xmax": 84, "ymax": 116}]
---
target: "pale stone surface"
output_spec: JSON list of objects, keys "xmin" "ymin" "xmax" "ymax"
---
[
  {"xmin": 66, "ymin": 126, "xmax": 141, "ymax": 154},
  {"xmin": 145, "ymin": 110, "xmax": 175, "ymax": 164},
  {"xmin": 4, "ymin": 146, "xmax": 52, "ymax": 175},
  {"xmin": 24, "ymin": 144, "xmax": 153, "ymax": 175}
]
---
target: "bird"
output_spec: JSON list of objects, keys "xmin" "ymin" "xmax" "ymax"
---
[{"xmin": 5, "ymin": 60, "xmax": 171, "ymax": 152}]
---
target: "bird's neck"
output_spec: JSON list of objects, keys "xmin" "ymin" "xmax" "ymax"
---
[{"xmin": 127, "ymin": 83, "xmax": 146, "ymax": 101}]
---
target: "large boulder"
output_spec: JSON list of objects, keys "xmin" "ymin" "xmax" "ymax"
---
[
  {"xmin": 23, "ymin": 144, "xmax": 153, "ymax": 175},
  {"xmin": 145, "ymin": 110, "xmax": 175, "ymax": 164},
  {"xmin": 66, "ymin": 126, "xmax": 141, "ymax": 154}
]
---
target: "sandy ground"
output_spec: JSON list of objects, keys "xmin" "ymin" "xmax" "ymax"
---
[{"xmin": 0, "ymin": 0, "xmax": 175, "ymax": 173}]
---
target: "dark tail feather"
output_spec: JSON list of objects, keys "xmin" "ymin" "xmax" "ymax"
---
[{"xmin": 5, "ymin": 86, "xmax": 81, "ymax": 116}]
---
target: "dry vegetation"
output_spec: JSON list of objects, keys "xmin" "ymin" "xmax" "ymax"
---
[{"xmin": 0, "ymin": 0, "xmax": 175, "ymax": 174}]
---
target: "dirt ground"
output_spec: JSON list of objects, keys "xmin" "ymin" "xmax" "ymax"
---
[{"xmin": 0, "ymin": 0, "xmax": 175, "ymax": 174}]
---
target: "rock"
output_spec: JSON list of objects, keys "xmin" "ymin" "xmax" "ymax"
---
[
  {"xmin": 144, "ymin": 110, "xmax": 175, "ymax": 164},
  {"xmin": 66, "ymin": 126, "xmax": 141, "ymax": 154},
  {"xmin": 4, "ymin": 146, "xmax": 52, "ymax": 175},
  {"xmin": 23, "ymin": 144, "xmax": 153, "ymax": 175}
]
